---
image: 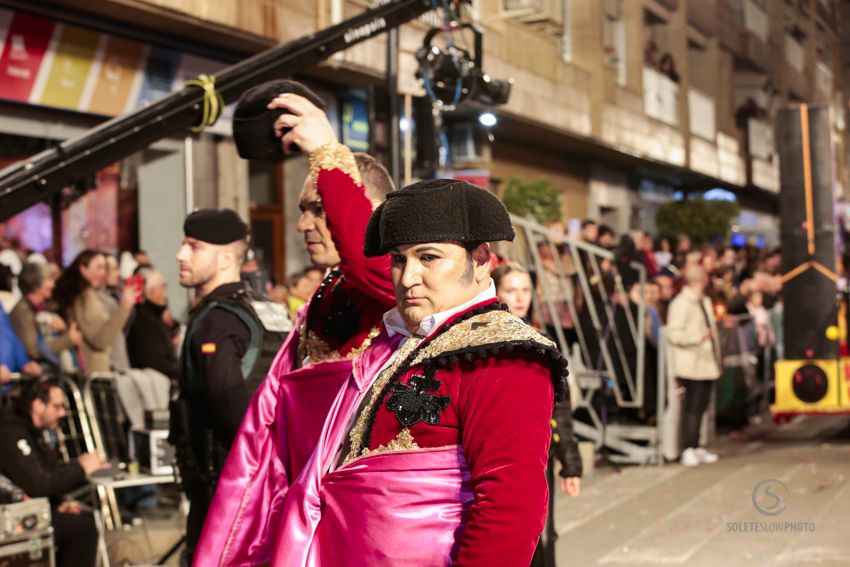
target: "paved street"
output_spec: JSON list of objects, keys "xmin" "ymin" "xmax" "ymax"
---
[
  {"xmin": 105, "ymin": 416, "xmax": 850, "ymax": 566},
  {"xmin": 555, "ymin": 416, "xmax": 850, "ymax": 566}
]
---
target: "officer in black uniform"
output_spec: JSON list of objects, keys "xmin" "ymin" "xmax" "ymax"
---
[
  {"xmin": 532, "ymin": 398, "xmax": 583, "ymax": 567},
  {"xmin": 0, "ymin": 378, "xmax": 107, "ymax": 567},
  {"xmin": 171, "ymin": 208, "xmax": 290, "ymax": 563}
]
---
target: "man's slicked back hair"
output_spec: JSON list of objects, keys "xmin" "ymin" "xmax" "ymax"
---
[{"xmin": 354, "ymin": 153, "xmax": 395, "ymax": 203}]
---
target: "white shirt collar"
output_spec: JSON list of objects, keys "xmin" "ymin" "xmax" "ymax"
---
[{"xmin": 383, "ymin": 280, "xmax": 497, "ymax": 339}]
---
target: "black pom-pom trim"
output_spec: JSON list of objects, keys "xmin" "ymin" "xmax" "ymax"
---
[
  {"xmin": 422, "ymin": 338, "xmax": 570, "ymax": 402},
  {"xmin": 360, "ymin": 302, "xmax": 505, "ymax": 450},
  {"xmin": 358, "ymin": 301, "xmax": 570, "ymax": 452}
]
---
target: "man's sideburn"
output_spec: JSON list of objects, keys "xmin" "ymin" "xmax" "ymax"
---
[{"xmin": 460, "ymin": 250, "xmax": 475, "ymax": 286}]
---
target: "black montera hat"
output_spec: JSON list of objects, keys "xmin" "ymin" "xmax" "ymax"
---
[
  {"xmin": 364, "ymin": 179, "xmax": 514, "ymax": 257},
  {"xmin": 233, "ymin": 79, "xmax": 326, "ymax": 160},
  {"xmin": 184, "ymin": 208, "xmax": 249, "ymax": 245}
]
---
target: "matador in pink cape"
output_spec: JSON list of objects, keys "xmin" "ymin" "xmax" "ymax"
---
[
  {"xmin": 195, "ymin": 81, "xmax": 395, "ymax": 566},
  {"xmin": 273, "ymin": 179, "xmax": 571, "ymax": 566}
]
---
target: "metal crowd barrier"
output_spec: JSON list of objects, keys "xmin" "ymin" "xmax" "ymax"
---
[
  {"xmin": 84, "ymin": 373, "xmax": 132, "ymax": 463},
  {"xmin": 55, "ymin": 375, "xmax": 97, "ymax": 462},
  {"xmin": 50, "ymin": 372, "xmax": 176, "ymax": 532},
  {"xmin": 499, "ymin": 216, "xmax": 656, "ymax": 464},
  {"xmin": 717, "ymin": 313, "xmax": 775, "ymax": 420}
]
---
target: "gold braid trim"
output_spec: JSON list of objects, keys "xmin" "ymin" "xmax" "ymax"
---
[
  {"xmin": 295, "ymin": 273, "xmax": 381, "ymax": 364},
  {"xmin": 309, "ymin": 143, "xmax": 362, "ymax": 189},
  {"xmin": 298, "ymin": 322, "xmax": 381, "ymax": 364},
  {"xmin": 361, "ymin": 428, "xmax": 419, "ymax": 457},
  {"xmin": 341, "ymin": 336, "xmax": 424, "ymax": 466},
  {"xmin": 340, "ymin": 310, "xmax": 557, "ymax": 466},
  {"xmin": 409, "ymin": 310, "xmax": 556, "ymax": 368}
]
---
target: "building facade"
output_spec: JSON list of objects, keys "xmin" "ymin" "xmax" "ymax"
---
[{"xmin": 0, "ymin": 0, "xmax": 846, "ymax": 314}]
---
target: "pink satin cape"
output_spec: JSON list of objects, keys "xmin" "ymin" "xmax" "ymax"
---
[
  {"xmin": 271, "ymin": 331, "xmax": 473, "ymax": 567},
  {"xmin": 195, "ymin": 309, "xmax": 357, "ymax": 566}
]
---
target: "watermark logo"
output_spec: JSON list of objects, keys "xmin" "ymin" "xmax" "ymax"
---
[
  {"xmin": 752, "ymin": 479, "xmax": 789, "ymax": 516},
  {"xmin": 726, "ymin": 479, "xmax": 815, "ymax": 534}
]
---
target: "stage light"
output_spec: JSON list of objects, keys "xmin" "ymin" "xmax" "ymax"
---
[
  {"xmin": 415, "ymin": 23, "xmax": 512, "ymax": 109},
  {"xmin": 478, "ymin": 112, "xmax": 497, "ymax": 127},
  {"xmin": 473, "ymin": 72, "xmax": 512, "ymax": 106}
]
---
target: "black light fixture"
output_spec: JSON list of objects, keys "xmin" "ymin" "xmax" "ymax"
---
[{"xmin": 415, "ymin": 21, "xmax": 512, "ymax": 110}]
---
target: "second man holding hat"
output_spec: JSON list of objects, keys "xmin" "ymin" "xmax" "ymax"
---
[{"xmin": 195, "ymin": 80, "xmax": 397, "ymax": 566}]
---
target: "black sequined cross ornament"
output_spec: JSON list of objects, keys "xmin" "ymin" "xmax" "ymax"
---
[{"xmin": 386, "ymin": 370, "xmax": 450, "ymax": 428}]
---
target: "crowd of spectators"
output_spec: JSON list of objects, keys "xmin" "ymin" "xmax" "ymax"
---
[
  {"xmin": 2, "ymin": 222, "xmax": 782, "ymax": 425},
  {"xmin": 489, "ymin": 218, "xmax": 784, "ymax": 465},
  {"xmin": 1, "ymin": 218, "xmax": 784, "ymax": 476},
  {"xmin": 0, "ymin": 242, "xmax": 179, "ymax": 386}
]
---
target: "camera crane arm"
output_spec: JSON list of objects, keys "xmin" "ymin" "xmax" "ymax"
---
[{"xmin": 0, "ymin": 0, "xmax": 443, "ymax": 222}]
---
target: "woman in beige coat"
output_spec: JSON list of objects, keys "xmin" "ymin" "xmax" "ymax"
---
[
  {"xmin": 666, "ymin": 265, "xmax": 722, "ymax": 467},
  {"xmin": 53, "ymin": 250, "xmax": 139, "ymax": 374}
]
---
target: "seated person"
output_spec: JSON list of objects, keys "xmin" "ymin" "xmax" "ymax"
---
[
  {"xmin": 10, "ymin": 262, "xmax": 83, "ymax": 372},
  {"xmin": 0, "ymin": 302, "xmax": 42, "ymax": 380},
  {"xmin": 0, "ymin": 378, "xmax": 108, "ymax": 567}
]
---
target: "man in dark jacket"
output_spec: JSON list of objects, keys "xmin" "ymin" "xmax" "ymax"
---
[
  {"xmin": 174, "ymin": 208, "xmax": 291, "ymax": 563},
  {"xmin": 0, "ymin": 378, "xmax": 108, "ymax": 567},
  {"xmin": 533, "ymin": 395, "xmax": 583, "ymax": 567},
  {"xmin": 126, "ymin": 267, "xmax": 179, "ymax": 381}
]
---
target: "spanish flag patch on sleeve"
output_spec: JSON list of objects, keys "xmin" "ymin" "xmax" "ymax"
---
[{"xmin": 201, "ymin": 342, "xmax": 217, "ymax": 354}]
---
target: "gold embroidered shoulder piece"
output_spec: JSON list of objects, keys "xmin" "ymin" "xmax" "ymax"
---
[
  {"xmin": 409, "ymin": 309, "xmax": 557, "ymax": 368},
  {"xmin": 341, "ymin": 337, "xmax": 424, "ymax": 466},
  {"xmin": 297, "ymin": 322, "xmax": 381, "ymax": 364},
  {"xmin": 341, "ymin": 309, "xmax": 563, "ymax": 467},
  {"xmin": 361, "ymin": 428, "xmax": 419, "ymax": 457},
  {"xmin": 309, "ymin": 143, "xmax": 362, "ymax": 188}
]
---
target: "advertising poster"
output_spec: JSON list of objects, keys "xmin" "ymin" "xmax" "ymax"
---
[
  {"xmin": 38, "ymin": 24, "xmax": 100, "ymax": 110},
  {"xmin": 135, "ymin": 45, "xmax": 180, "ymax": 109},
  {"xmin": 341, "ymin": 94, "xmax": 369, "ymax": 152},
  {"xmin": 87, "ymin": 36, "xmax": 146, "ymax": 116},
  {"xmin": 0, "ymin": 11, "xmax": 55, "ymax": 103}
]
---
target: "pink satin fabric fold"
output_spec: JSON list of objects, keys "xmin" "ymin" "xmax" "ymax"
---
[
  {"xmin": 195, "ymin": 310, "xmax": 356, "ymax": 567},
  {"xmin": 272, "ymin": 332, "xmax": 472, "ymax": 566},
  {"xmin": 313, "ymin": 448, "xmax": 473, "ymax": 566}
]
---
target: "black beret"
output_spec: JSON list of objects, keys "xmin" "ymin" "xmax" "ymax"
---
[
  {"xmin": 364, "ymin": 179, "xmax": 514, "ymax": 257},
  {"xmin": 184, "ymin": 208, "xmax": 249, "ymax": 245},
  {"xmin": 232, "ymin": 79, "xmax": 326, "ymax": 160}
]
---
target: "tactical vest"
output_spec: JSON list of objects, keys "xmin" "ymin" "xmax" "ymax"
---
[{"xmin": 182, "ymin": 288, "xmax": 292, "ymax": 397}]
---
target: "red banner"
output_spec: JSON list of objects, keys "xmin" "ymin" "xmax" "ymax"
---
[{"xmin": 0, "ymin": 12, "xmax": 55, "ymax": 102}]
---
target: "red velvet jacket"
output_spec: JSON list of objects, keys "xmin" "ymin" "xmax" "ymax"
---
[
  {"xmin": 341, "ymin": 300, "xmax": 567, "ymax": 566},
  {"xmin": 298, "ymin": 144, "xmax": 395, "ymax": 362}
]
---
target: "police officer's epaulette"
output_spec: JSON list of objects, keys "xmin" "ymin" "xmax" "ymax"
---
[{"xmin": 407, "ymin": 302, "xmax": 569, "ymax": 402}]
